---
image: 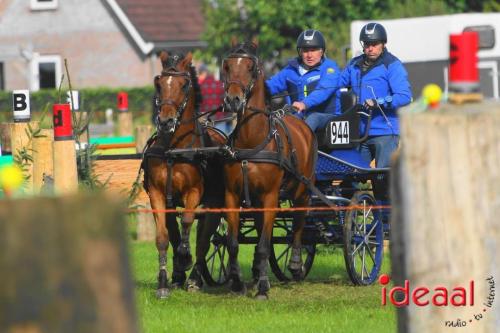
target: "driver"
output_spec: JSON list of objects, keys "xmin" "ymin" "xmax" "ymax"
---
[
  {"xmin": 266, "ymin": 29, "xmax": 341, "ymax": 131},
  {"xmin": 340, "ymin": 22, "xmax": 412, "ymax": 168}
]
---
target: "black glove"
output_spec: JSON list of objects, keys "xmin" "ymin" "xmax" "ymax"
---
[{"xmin": 363, "ymin": 98, "xmax": 378, "ymax": 110}]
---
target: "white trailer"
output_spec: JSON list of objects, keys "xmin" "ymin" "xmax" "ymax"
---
[{"xmin": 350, "ymin": 13, "xmax": 500, "ymax": 99}]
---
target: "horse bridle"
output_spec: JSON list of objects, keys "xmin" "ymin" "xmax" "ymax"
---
[
  {"xmin": 222, "ymin": 51, "xmax": 260, "ymax": 114},
  {"xmin": 155, "ymin": 68, "xmax": 192, "ymax": 133}
]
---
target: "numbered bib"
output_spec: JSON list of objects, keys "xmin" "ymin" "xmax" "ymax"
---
[{"xmin": 329, "ymin": 121, "xmax": 350, "ymax": 145}]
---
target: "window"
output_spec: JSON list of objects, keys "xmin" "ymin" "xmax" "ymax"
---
[
  {"xmin": 463, "ymin": 25, "xmax": 495, "ymax": 50},
  {"xmin": 30, "ymin": 0, "xmax": 58, "ymax": 11},
  {"xmin": 30, "ymin": 55, "xmax": 62, "ymax": 91},
  {"xmin": 0, "ymin": 63, "xmax": 4, "ymax": 90}
]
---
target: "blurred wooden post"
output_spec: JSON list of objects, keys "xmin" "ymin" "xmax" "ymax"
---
[
  {"xmin": 0, "ymin": 194, "xmax": 139, "ymax": 333},
  {"xmin": 135, "ymin": 124, "xmax": 153, "ymax": 153},
  {"xmin": 75, "ymin": 111, "xmax": 89, "ymax": 144},
  {"xmin": 53, "ymin": 104, "xmax": 78, "ymax": 195},
  {"xmin": 32, "ymin": 129, "xmax": 54, "ymax": 194},
  {"xmin": 117, "ymin": 92, "xmax": 133, "ymax": 136},
  {"xmin": 391, "ymin": 102, "xmax": 500, "ymax": 333},
  {"xmin": 10, "ymin": 121, "xmax": 39, "ymax": 194},
  {"xmin": 67, "ymin": 90, "xmax": 89, "ymax": 144},
  {"xmin": 136, "ymin": 202, "xmax": 155, "ymax": 241},
  {"xmin": 0, "ymin": 123, "xmax": 12, "ymax": 154}
]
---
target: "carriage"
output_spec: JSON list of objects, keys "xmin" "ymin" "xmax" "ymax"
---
[
  {"xmin": 201, "ymin": 103, "xmax": 391, "ymax": 287},
  {"xmin": 143, "ymin": 45, "xmax": 392, "ymax": 299}
]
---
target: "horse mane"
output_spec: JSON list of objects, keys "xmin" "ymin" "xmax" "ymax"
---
[
  {"xmin": 189, "ymin": 64, "xmax": 202, "ymax": 112},
  {"xmin": 229, "ymin": 41, "xmax": 258, "ymax": 56}
]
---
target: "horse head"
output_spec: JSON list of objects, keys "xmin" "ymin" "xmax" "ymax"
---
[
  {"xmin": 154, "ymin": 51, "xmax": 194, "ymax": 134},
  {"xmin": 222, "ymin": 38, "xmax": 261, "ymax": 115}
]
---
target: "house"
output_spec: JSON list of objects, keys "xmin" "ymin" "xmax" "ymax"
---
[{"xmin": 0, "ymin": 0, "xmax": 206, "ymax": 91}]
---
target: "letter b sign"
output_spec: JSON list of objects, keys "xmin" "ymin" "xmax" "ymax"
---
[{"xmin": 12, "ymin": 90, "xmax": 31, "ymax": 122}]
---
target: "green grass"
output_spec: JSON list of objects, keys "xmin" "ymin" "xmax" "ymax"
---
[{"xmin": 129, "ymin": 229, "xmax": 396, "ymax": 333}]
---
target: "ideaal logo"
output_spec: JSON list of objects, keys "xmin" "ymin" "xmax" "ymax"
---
[{"xmin": 379, "ymin": 274, "xmax": 495, "ymax": 327}]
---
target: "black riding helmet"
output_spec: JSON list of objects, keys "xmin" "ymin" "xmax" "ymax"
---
[
  {"xmin": 296, "ymin": 29, "xmax": 326, "ymax": 56},
  {"xmin": 359, "ymin": 23, "xmax": 387, "ymax": 44}
]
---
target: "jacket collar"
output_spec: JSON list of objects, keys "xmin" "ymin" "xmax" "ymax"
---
[{"xmin": 355, "ymin": 47, "xmax": 387, "ymax": 68}]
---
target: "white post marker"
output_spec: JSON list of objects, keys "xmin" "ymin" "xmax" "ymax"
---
[
  {"xmin": 12, "ymin": 90, "xmax": 31, "ymax": 122},
  {"xmin": 66, "ymin": 90, "xmax": 80, "ymax": 111}
]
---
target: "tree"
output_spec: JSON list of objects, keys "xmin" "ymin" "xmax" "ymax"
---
[{"xmin": 199, "ymin": 0, "xmax": 497, "ymax": 68}]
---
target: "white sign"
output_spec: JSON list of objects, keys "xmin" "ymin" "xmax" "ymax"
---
[
  {"xmin": 12, "ymin": 90, "xmax": 31, "ymax": 122},
  {"xmin": 330, "ymin": 121, "xmax": 350, "ymax": 144},
  {"xmin": 66, "ymin": 90, "xmax": 79, "ymax": 110}
]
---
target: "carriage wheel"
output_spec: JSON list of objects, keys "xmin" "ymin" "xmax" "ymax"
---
[
  {"xmin": 343, "ymin": 191, "xmax": 384, "ymax": 285},
  {"xmin": 269, "ymin": 218, "xmax": 316, "ymax": 282},
  {"xmin": 201, "ymin": 220, "xmax": 229, "ymax": 286}
]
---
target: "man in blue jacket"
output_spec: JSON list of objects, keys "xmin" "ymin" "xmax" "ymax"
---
[
  {"xmin": 341, "ymin": 22, "xmax": 412, "ymax": 168},
  {"xmin": 266, "ymin": 29, "xmax": 341, "ymax": 131}
]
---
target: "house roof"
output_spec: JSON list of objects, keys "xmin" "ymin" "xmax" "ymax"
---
[{"xmin": 107, "ymin": 0, "xmax": 206, "ymax": 55}]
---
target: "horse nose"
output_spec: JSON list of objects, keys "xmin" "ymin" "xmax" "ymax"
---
[{"xmin": 225, "ymin": 95, "xmax": 243, "ymax": 113}]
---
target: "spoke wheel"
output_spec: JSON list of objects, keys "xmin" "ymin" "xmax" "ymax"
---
[
  {"xmin": 269, "ymin": 218, "xmax": 316, "ymax": 282},
  {"xmin": 343, "ymin": 191, "xmax": 384, "ymax": 285},
  {"xmin": 202, "ymin": 220, "xmax": 229, "ymax": 286}
]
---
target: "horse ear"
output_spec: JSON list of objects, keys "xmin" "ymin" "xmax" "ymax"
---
[
  {"xmin": 159, "ymin": 50, "xmax": 169, "ymax": 67},
  {"xmin": 180, "ymin": 52, "xmax": 193, "ymax": 70},
  {"xmin": 251, "ymin": 36, "xmax": 259, "ymax": 47},
  {"xmin": 231, "ymin": 36, "xmax": 238, "ymax": 47}
]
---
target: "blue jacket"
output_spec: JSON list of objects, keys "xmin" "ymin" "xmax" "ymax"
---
[
  {"xmin": 266, "ymin": 57, "xmax": 340, "ymax": 115},
  {"xmin": 340, "ymin": 49, "xmax": 412, "ymax": 136}
]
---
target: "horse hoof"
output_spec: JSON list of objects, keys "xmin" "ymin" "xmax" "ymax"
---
[
  {"xmin": 156, "ymin": 288, "xmax": 170, "ymax": 299},
  {"xmin": 254, "ymin": 292, "xmax": 269, "ymax": 300},
  {"xmin": 230, "ymin": 280, "xmax": 247, "ymax": 295}
]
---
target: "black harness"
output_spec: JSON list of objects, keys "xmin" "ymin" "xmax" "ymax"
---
[
  {"xmin": 143, "ymin": 64, "xmax": 215, "ymax": 207},
  {"xmin": 223, "ymin": 46, "xmax": 337, "ymax": 213}
]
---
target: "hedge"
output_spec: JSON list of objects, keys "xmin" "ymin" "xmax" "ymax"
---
[{"xmin": 0, "ymin": 86, "xmax": 156, "ymax": 115}]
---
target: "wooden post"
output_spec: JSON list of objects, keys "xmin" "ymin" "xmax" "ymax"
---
[
  {"xmin": 117, "ymin": 92, "xmax": 133, "ymax": 136},
  {"xmin": 0, "ymin": 123, "xmax": 12, "ymax": 154},
  {"xmin": 391, "ymin": 101, "xmax": 500, "ymax": 333},
  {"xmin": 135, "ymin": 124, "xmax": 153, "ymax": 153},
  {"xmin": 75, "ymin": 111, "xmax": 89, "ymax": 144},
  {"xmin": 118, "ymin": 112, "xmax": 133, "ymax": 137},
  {"xmin": 9, "ymin": 121, "xmax": 39, "ymax": 194},
  {"xmin": 53, "ymin": 104, "xmax": 78, "ymax": 195},
  {"xmin": 0, "ymin": 194, "xmax": 139, "ymax": 333},
  {"xmin": 136, "ymin": 202, "xmax": 156, "ymax": 241},
  {"xmin": 32, "ymin": 129, "xmax": 54, "ymax": 194}
]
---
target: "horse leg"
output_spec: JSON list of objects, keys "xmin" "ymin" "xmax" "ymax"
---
[
  {"xmin": 288, "ymin": 195, "xmax": 308, "ymax": 280},
  {"xmin": 251, "ymin": 213, "xmax": 263, "ymax": 284},
  {"xmin": 150, "ymin": 188, "xmax": 171, "ymax": 298},
  {"xmin": 186, "ymin": 211, "xmax": 221, "ymax": 291},
  {"xmin": 166, "ymin": 214, "xmax": 186, "ymax": 288},
  {"xmin": 175, "ymin": 190, "xmax": 200, "ymax": 275},
  {"xmin": 254, "ymin": 192, "xmax": 279, "ymax": 300},
  {"xmin": 226, "ymin": 191, "xmax": 246, "ymax": 294}
]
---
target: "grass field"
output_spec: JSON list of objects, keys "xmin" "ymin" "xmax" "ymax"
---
[{"xmin": 130, "ymin": 227, "xmax": 396, "ymax": 333}]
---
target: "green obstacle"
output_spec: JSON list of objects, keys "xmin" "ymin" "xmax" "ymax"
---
[
  {"xmin": 89, "ymin": 136, "xmax": 134, "ymax": 145},
  {"xmin": 0, "ymin": 155, "xmax": 13, "ymax": 167}
]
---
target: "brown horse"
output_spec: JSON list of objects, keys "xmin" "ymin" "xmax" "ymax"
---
[
  {"xmin": 143, "ymin": 51, "xmax": 225, "ymax": 298},
  {"xmin": 222, "ymin": 41, "xmax": 317, "ymax": 299}
]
